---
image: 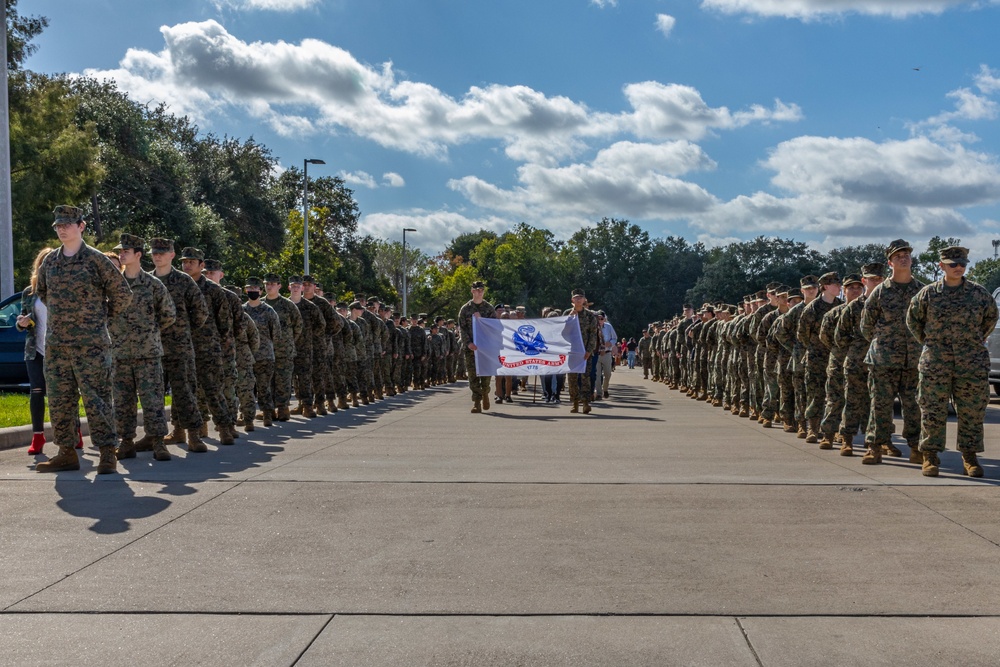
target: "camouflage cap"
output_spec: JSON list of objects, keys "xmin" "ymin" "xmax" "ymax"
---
[
  {"xmin": 842, "ymin": 273, "xmax": 863, "ymax": 287},
  {"xmin": 418, "ymin": 312, "xmax": 427, "ymax": 319},
  {"xmin": 180, "ymin": 247, "xmax": 204, "ymax": 261},
  {"xmin": 335, "ymin": 301, "xmax": 349, "ymax": 309},
  {"xmin": 366, "ymin": 297, "xmax": 379, "ymax": 306},
  {"xmin": 727, "ymin": 304, "xmax": 738, "ymax": 315},
  {"xmin": 447, "ymin": 318, "xmax": 455, "ymax": 324},
  {"xmin": 203, "ymin": 259, "xmax": 222, "ymax": 272},
  {"xmin": 819, "ymin": 272, "xmax": 841, "ymax": 286},
  {"xmin": 302, "ymin": 274, "xmax": 316, "ymax": 284},
  {"xmin": 52, "ymin": 205, "xmax": 84, "ymax": 225},
  {"xmin": 861, "ymin": 262, "xmax": 885, "ymax": 278},
  {"xmin": 788, "ymin": 288, "xmax": 803, "ymax": 300},
  {"xmin": 515, "ymin": 305, "xmax": 526, "ymax": 311},
  {"xmin": 287, "ymin": 275, "xmax": 303, "ymax": 284},
  {"xmin": 571, "ymin": 288, "xmax": 586, "ymax": 298},
  {"xmin": 885, "ymin": 239, "xmax": 913, "ymax": 259},
  {"xmin": 113, "ymin": 233, "xmax": 145, "ymax": 252},
  {"xmin": 264, "ymin": 272, "xmax": 281, "ymax": 283},
  {"xmin": 471, "ymin": 280, "xmax": 485, "ymax": 289},
  {"xmin": 765, "ymin": 281, "xmax": 782, "ymax": 292},
  {"xmin": 149, "ymin": 238, "xmax": 175, "ymax": 254},
  {"xmin": 349, "ymin": 301, "xmax": 364, "ymax": 310},
  {"xmin": 245, "ymin": 276, "xmax": 264, "ymax": 288},
  {"xmin": 939, "ymin": 245, "xmax": 970, "ymax": 266},
  {"xmin": 776, "ymin": 285, "xmax": 791, "ymax": 297},
  {"xmin": 754, "ymin": 290, "xmax": 767, "ymax": 301},
  {"xmin": 800, "ymin": 274, "xmax": 819, "ymax": 288}
]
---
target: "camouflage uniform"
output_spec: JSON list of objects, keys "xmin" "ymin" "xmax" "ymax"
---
[
  {"xmin": 818, "ymin": 301, "xmax": 850, "ymax": 439},
  {"xmin": 774, "ymin": 299, "xmax": 808, "ymax": 429},
  {"xmin": 37, "ymin": 238, "xmax": 132, "ymax": 456},
  {"xmin": 758, "ymin": 306, "xmax": 784, "ymax": 422},
  {"xmin": 428, "ymin": 327, "xmax": 445, "ymax": 383},
  {"xmin": 264, "ymin": 291, "xmax": 302, "ymax": 415},
  {"xmin": 244, "ymin": 299, "xmax": 280, "ymax": 413},
  {"xmin": 458, "ymin": 298, "xmax": 497, "ymax": 405},
  {"xmin": 834, "ymin": 296, "xmax": 872, "ymax": 443},
  {"xmin": 360, "ymin": 306, "xmax": 385, "ymax": 397},
  {"xmin": 409, "ymin": 321, "xmax": 428, "ymax": 389},
  {"xmin": 110, "ymin": 268, "xmax": 176, "ymax": 443},
  {"xmin": 341, "ymin": 312, "xmax": 361, "ymax": 398},
  {"xmin": 191, "ymin": 270, "xmax": 235, "ymax": 430},
  {"xmin": 565, "ymin": 303, "xmax": 600, "ymax": 409},
  {"xmin": 292, "ymin": 295, "xmax": 323, "ymax": 411},
  {"xmin": 907, "ymin": 275, "xmax": 999, "ymax": 455},
  {"xmin": 353, "ymin": 308, "xmax": 372, "ymax": 401},
  {"xmin": 861, "ymin": 277, "xmax": 924, "ymax": 450},
  {"xmin": 233, "ymin": 306, "xmax": 260, "ymax": 423},
  {"xmin": 306, "ymin": 293, "xmax": 339, "ymax": 411},
  {"xmin": 156, "ymin": 265, "xmax": 208, "ymax": 432}
]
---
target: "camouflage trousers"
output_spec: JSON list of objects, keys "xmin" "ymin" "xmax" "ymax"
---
[
  {"xmin": 45, "ymin": 344, "xmax": 117, "ymax": 449},
  {"xmin": 820, "ymin": 350, "xmax": 846, "ymax": 436},
  {"xmin": 839, "ymin": 361, "xmax": 870, "ymax": 440},
  {"xmin": 235, "ymin": 349, "xmax": 257, "ymax": 418},
  {"xmin": 311, "ymin": 349, "xmax": 332, "ymax": 405},
  {"xmin": 379, "ymin": 353, "xmax": 392, "ymax": 391},
  {"xmin": 867, "ymin": 365, "xmax": 920, "ymax": 447},
  {"xmin": 761, "ymin": 351, "xmax": 780, "ymax": 420},
  {"xmin": 400, "ymin": 357, "xmax": 412, "ymax": 390},
  {"xmin": 777, "ymin": 355, "xmax": 795, "ymax": 425},
  {"xmin": 567, "ymin": 357, "xmax": 594, "ymax": 403},
  {"xmin": 114, "ymin": 356, "xmax": 167, "ymax": 439},
  {"xmin": 792, "ymin": 368, "xmax": 807, "ymax": 424},
  {"xmin": 918, "ymin": 354, "xmax": 989, "ymax": 454},
  {"xmin": 366, "ymin": 353, "xmax": 377, "ymax": 394},
  {"xmin": 163, "ymin": 353, "xmax": 203, "ymax": 430},
  {"xmin": 735, "ymin": 350, "xmax": 750, "ymax": 409},
  {"xmin": 751, "ymin": 349, "xmax": 766, "ymax": 412},
  {"xmin": 253, "ymin": 359, "xmax": 275, "ymax": 411},
  {"xmin": 272, "ymin": 355, "xmax": 294, "ymax": 408},
  {"xmin": 464, "ymin": 350, "xmax": 491, "ymax": 402},
  {"xmin": 222, "ymin": 352, "xmax": 238, "ymax": 420},
  {"xmin": 448, "ymin": 353, "xmax": 458, "ymax": 382},
  {"xmin": 194, "ymin": 351, "xmax": 234, "ymax": 427},
  {"xmin": 329, "ymin": 349, "xmax": 348, "ymax": 400},
  {"xmin": 357, "ymin": 357, "xmax": 372, "ymax": 396},
  {"xmin": 803, "ymin": 351, "xmax": 830, "ymax": 422},
  {"xmin": 343, "ymin": 359, "xmax": 359, "ymax": 395},
  {"xmin": 372, "ymin": 350, "xmax": 383, "ymax": 392},
  {"xmin": 293, "ymin": 354, "xmax": 313, "ymax": 405}
]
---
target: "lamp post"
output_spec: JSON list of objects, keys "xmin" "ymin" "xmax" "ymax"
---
[
  {"xmin": 993, "ymin": 239, "xmax": 1000, "ymax": 260},
  {"xmin": 302, "ymin": 158, "xmax": 326, "ymax": 274},
  {"xmin": 402, "ymin": 227, "xmax": 416, "ymax": 316}
]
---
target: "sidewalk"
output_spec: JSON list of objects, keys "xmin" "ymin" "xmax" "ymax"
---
[{"xmin": 2, "ymin": 370, "xmax": 1000, "ymax": 666}]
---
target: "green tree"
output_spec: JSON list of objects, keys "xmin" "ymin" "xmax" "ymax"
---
[
  {"xmin": 824, "ymin": 243, "xmax": 886, "ymax": 277},
  {"xmin": 446, "ymin": 229, "xmax": 498, "ymax": 265},
  {"xmin": 914, "ymin": 236, "xmax": 962, "ymax": 283},
  {"xmin": 969, "ymin": 258, "xmax": 1000, "ymax": 294},
  {"xmin": 5, "ymin": 0, "xmax": 47, "ymax": 71}
]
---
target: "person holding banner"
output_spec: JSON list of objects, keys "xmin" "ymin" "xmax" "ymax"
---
[
  {"xmin": 565, "ymin": 288, "xmax": 601, "ymax": 414},
  {"xmin": 459, "ymin": 281, "xmax": 498, "ymax": 413}
]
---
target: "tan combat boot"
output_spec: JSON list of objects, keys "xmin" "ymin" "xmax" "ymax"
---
[
  {"xmin": 361, "ymin": 393, "xmax": 370, "ymax": 405},
  {"xmin": 219, "ymin": 424, "xmax": 235, "ymax": 446},
  {"xmin": 761, "ymin": 418, "xmax": 772, "ymax": 429},
  {"xmin": 570, "ymin": 400, "xmax": 579, "ymax": 414},
  {"xmin": 840, "ymin": 434, "xmax": 854, "ymax": 457},
  {"xmin": 783, "ymin": 422, "xmax": 797, "ymax": 433},
  {"xmin": 116, "ymin": 438, "xmax": 137, "ymax": 460},
  {"xmin": 35, "ymin": 446, "xmax": 80, "ymax": 473},
  {"xmin": 712, "ymin": 399, "xmax": 723, "ymax": 408},
  {"xmin": 738, "ymin": 407, "xmax": 749, "ymax": 418},
  {"xmin": 818, "ymin": 433, "xmax": 834, "ymax": 450},
  {"xmin": 908, "ymin": 443, "xmax": 922, "ymax": 464},
  {"xmin": 471, "ymin": 400, "xmax": 482, "ymax": 414},
  {"xmin": 338, "ymin": 396, "xmax": 350, "ymax": 410},
  {"xmin": 796, "ymin": 422, "xmax": 807, "ymax": 439},
  {"xmin": 482, "ymin": 394, "xmax": 491, "ymax": 410},
  {"xmin": 134, "ymin": 433, "xmax": 154, "ymax": 452},
  {"xmin": 861, "ymin": 446, "xmax": 882, "ymax": 465},
  {"xmin": 277, "ymin": 405, "xmax": 291, "ymax": 421},
  {"xmin": 290, "ymin": 404, "xmax": 304, "ymax": 416},
  {"xmin": 199, "ymin": 422, "xmax": 209, "ymax": 438},
  {"xmin": 962, "ymin": 451, "xmax": 984, "ymax": 478},
  {"xmin": 805, "ymin": 418, "xmax": 820, "ymax": 444},
  {"xmin": 151, "ymin": 437, "xmax": 171, "ymax": 462},
  {"xmin": 327, "ymin": 398, "xmax": 338, "ymax": 414},
  {"xmin": 262, "ymin": 409, "xmax": 274, "ymax": 427},
  {"xmin": 242, "ymin": 412, "xmax": 255, "ymax": 433},
  {"xmin": 882, "ymin": 443, "xmax": 902, "ymax": 457},
  {"xmin": 921, "ymin": 451, "xmax": 940, "ymax": 477},
  {"xmin": 351, "ymin": 393, "xmax": 360, "ymax": 408},
  {"xmin": 303, "ymin": 403, "xmax": 317, "ymax": 418},
  {"xmin": 187, "ymin": 429, "xmax": 208, "ymax": 453},
  {"xmin": 97, "ymin": 446, "xmax": 118, "ymax": 474},
  {"xmin": 582, "ymin": 401, "xmax": 592, "ymax": 415},
  {"xmin": 164, "ymin": 424, "xmax": 185, "ymax": 445}
]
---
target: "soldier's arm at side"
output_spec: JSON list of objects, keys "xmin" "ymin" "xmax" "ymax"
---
[
  {"xmin": 905, "ymin": 292, "xmax": 927, "ymax": 344},
  {"xmin": 154, "ymin": 279, "xmax": 177, "ymax": 331}
]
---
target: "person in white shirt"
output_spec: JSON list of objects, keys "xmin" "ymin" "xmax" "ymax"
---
[{"xmin": 595, "ymin": 311, "xmax": 617, "ymax": 399}]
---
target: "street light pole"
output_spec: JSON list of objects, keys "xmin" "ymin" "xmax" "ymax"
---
[
  {"xmin": 0, "ymin": 4, "xmax": 14, "ymax": 299},
  {"xmin": 402, "ymin": 228, "xmax": 416, "ymax": 316},
  {"xmin": 302, "ymin": 158, "xmax": 326, "ymax": 275},
  {"xmin": 993, "ymin": 239, "xmax": 1000, "ymax": 260}
]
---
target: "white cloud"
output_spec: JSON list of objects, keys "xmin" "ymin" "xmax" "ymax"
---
[
  {"xmin": 83, "ymin": 20, "xmax": 801, "ymax": 165},
  {"xmin": 359, "ymin": 210, "xmax": 515, "ymax": 252},
  {"xmin": 224, "ymin": 0, "xmax": 321, "ymax": 9},
  {"xmin": 700, "ymin": 0, "xmax": 994, "ymax": 20},
  {"xmin": 975, "ymin": 64, "xmax": 1000, "ymax": 94},
  {"xmin": 655, "ymin": 14, "xmax": 677, "ymax": 37},
  {"xmin": 338, "ymin": 170, "xmax": 378, "ymax": 188},
  {"xmin": 449, "ymin": 140, "xmax": 719, "ymax": 222},
  {"xmin": 591, "ymin": 0, "xmax": 618, "ymax": 7},
  {"xmin": 382, "ymin": 172, "xmax": 406, "ymax": 187}
]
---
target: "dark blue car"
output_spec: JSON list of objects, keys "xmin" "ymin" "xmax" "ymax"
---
[{"xmin": 0, "ymin": 291, "xmax": 28, "ymax": 386}]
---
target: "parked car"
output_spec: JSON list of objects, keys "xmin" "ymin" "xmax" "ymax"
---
[
  {"xmin": 990, "ymin": 287, "xmax": 1000, "ymax": 397},
  {"xmin": 0, "ymin": 291, "xmax": 28, "ymax": 386}
]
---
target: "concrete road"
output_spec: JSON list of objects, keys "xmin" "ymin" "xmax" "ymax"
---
[{"xmin": 3, "ymin": 369, "xmax": 1000, "ymax": 666}]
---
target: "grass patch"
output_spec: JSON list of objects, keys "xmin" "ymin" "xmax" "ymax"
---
[{"xmin": 0, "ymin": 393, "xmax": 171, "ymax": 430}]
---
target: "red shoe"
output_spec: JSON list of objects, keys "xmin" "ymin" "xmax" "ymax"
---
[
  {"xmin": 76, "ymin": 428, "xmax": 84, "ymax": 449},
  {"xmin": 28, "ymin": 433, "xmax": 45, "ymax": 455}
]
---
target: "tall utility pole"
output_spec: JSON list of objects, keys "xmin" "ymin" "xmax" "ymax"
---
[
  {"xmin": 302, "ymin": 158, "xmax": 325, "ymax": 275},
  {"xmin": 0, "ymin": 4, "xmax": 15, "ymax": 298},
  {"xmin": 993, "ymin": 239, "xmax": 1000, "ymax": 260}
]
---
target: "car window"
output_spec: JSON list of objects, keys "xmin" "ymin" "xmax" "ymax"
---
[{"xmin": 0, "ymin": 299, "xmax": 20, "ymax": 329}]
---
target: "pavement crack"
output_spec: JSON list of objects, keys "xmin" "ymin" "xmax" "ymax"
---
[{"xmin": 735, "ymin": 617, "xmax": 765, "ymax": 667}]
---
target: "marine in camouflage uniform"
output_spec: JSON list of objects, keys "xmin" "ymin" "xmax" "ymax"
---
[
  {"xmin": 563, "ymin": 288, "xmax": 600, "ymax": 414},
  {"xmin": 202, "ymin": 260, "xmax": 243, "ymax": 427},
  {"xmin": 379, "ymin": 305, "xmax": 399, "ymax": 395},
  {"xmin": 859, "ymin": 239, "xmax": 924, "ymax": 464},
  {"xmin": 834, "ymin": 263, "xmax": 884, "ymax": 455},
  {"xmin": 264, "ymin": 273, "xmax": 302, "ymax": 421},
  {"xmin": 329, "ymin": 302, "xmax": 353, "ymax": 409},
  {"xmin": 818, "ymin": 276, "xmax": 862, "ymax": 448},
  {"xmin": 410, "ymin": 316, "xmax": 428, "ymax": 389},
  {"xmin": 243, "ymin": 277, "xmax": 280, "ymax": 425},
  {"xmin": 288, "ymin": 276, "xmax": 323, "ymax": 417},
  {"xmin": 304, "ymin": 275, "xmax": 340, "ymax": 414},
  {"xmin": 392, "ymin": 313, "xmax": 410, "ymax": 392},
  {"xmin": 428, "ymin": 322, "xmax": 445, "ymax": 384},
  {"xmin": 336, "ymin": 302, "xmax": 360, "ymax": 404},
  {"xmin": 181, "ymin": 248, "xmax": 237, "ymax": 446},
  {"xmin": 907, "ymin": 246, "xmax": 1000, "ymax": 477},
  {"xmin": 109, "ymin": 234, "xmax": 176, "ymax": 462},
  {"xmin": 445, "ymin": 319, "xmax": 460, "ymax": 382},
  {"xmin": 458, "ymin": 281, "xmax": 498, "ymax": 412},
  {"xmin": 147, "ymin": 239, "xmax": 209, "ymax": 453},
  {"xmin": 348, "ymin": 302, "xmax": 370, "ymax": 403},
  {"xmin": 359, "ymin": 296, "xmax": 386, "ymax": 399},
  {"xmin": 226, "ymin": 286, "xmax": 259, "ymax": 431},
  {"xmin": 35, "ymin": 206, "xmax": 133, "ymax": 474},
  {"xmin": 774, "ymin": 276, "xmax": 818, "ymax": 436},
  {"xmin": 797, "ymin": 272, "xmax": 842, "ymax": 444},
  {"xmin": 758, "ymin": 289, "xmax": 789, "ymax": 425}
]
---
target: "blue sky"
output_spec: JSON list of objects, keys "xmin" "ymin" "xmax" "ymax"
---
[{"xmin": 24, "ymin": 0, "xmax": 1000, "ymax": 261}]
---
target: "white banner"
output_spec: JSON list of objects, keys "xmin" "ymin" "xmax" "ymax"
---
[{"xmin": 472, "ymin": 316, "xmax": 586, "ymax": 376}]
